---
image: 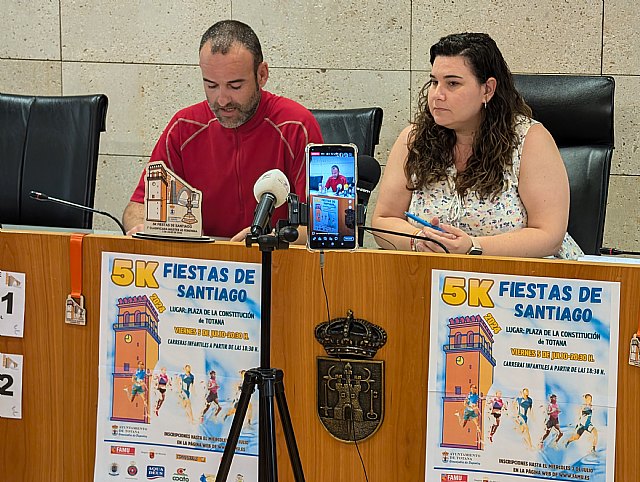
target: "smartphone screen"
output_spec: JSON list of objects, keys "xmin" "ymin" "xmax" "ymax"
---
[{"xmin": 306, "ymin": 143, "xmax": 358, "ymax": 251}]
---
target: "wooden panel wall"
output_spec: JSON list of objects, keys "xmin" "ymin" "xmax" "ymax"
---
[{"xmin": 1, "ymin": 230, "xmax": 639, "ymax": 481}]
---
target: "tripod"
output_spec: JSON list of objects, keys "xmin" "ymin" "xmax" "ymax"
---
[{"xmin": 216, "ymin": 225, "xmax": 305, "ymax": 482}]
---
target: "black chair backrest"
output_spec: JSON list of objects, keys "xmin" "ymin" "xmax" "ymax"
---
[
  {"xmin": 310, "ymin": 107, "xmax": 383, "ymax": 157},
  {"xmin": 0, "ymin": 93, "xmax": 108, "ymax": 229},
  {"xmin": 513, "ymin": 75, "xmax": 615, "ymax": 255}
]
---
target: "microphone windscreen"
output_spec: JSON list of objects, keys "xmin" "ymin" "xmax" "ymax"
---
[
  {"xmin": 357, "ymin": 155, "xmax": 381, "ymax": 191},
  {"xmin": 253, "ymin": 169, "xmax": 290, "ymax": 207}
]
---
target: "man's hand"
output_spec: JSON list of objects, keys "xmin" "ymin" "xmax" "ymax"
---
[
  {"xmin": 123, "ymin": 201, "xmax": 144, "ymax": 235},
  {"xmin": 126, "ymin": 224, "xmax": 145, "ymax": 236},
  {"xmin": 230, "ymin": 226, "xmax": 251, "ymax": 242}
]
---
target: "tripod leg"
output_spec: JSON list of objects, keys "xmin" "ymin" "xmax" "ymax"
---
[
  {"xmin": 258, "ymin": 369, "xmax": 279, "ymax": 482},
  {"xmin": 274, "ymin": 369, "xmax": 305, "ymax": 482},
  {"xmin": 215, "ymin": 371, "xmax": 258, "ymax": 482}
]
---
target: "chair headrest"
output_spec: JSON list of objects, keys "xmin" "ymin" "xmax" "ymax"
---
[
  {"xmin": 310, "ymin": 107, "xmax": 383, "ymax": 157},
  {"xmin": 513, "ymin": 74, "xmax": 614, "ymax": 147}
]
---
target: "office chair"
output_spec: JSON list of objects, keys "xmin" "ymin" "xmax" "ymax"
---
[
  {"xmin": 0, "ymin": 93, "xmax": 108, "ymax": 229},
  {"xmin": 514, "ymin": 75, "xmax": 615, "ymax": 255},
  {"xmin": 310, "ymin": 107, "xmax": 384, "ymax": 246},
  {"xmin": 310, "ymin": 107, "xmax": 383, "ymax": 157}
]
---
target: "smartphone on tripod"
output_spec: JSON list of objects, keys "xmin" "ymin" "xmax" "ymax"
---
[{"xmin": 306, "ymin": 143, "xmax": 358, "ymax": 251}]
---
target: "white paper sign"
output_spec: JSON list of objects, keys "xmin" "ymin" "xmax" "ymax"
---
[
  {"xmin": 0, "ymin": 353, "xmax": 23, "ymax": 419},
  {"xmin": 0, "ymin": 270, "xmax": 26, "ymax": 338}
]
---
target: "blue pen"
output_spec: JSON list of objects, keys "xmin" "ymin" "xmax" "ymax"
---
[{"xmin": 404, "ymin": 211, "xmax": 445, "ymax": 232}]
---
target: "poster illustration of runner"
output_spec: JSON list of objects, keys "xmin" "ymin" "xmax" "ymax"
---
[
  {"xmin": 426, "ymin": 270, "xmax": 619, "ymax": 482},
  {"xmin": 94, "ymin": 252, "xmax": 261, "ymax": 481}
]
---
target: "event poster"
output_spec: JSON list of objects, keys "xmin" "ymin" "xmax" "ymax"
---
[
  {"xmin": 94, "ymin": 252, "xmax": 261, "ymax": 481},
  {"xmin": 425, "ymin": 270, "xmax": 620, "ymax": 482},
  {"xmin": 313, "ymin": 197, "xmax": 339, "ymax": 234}
]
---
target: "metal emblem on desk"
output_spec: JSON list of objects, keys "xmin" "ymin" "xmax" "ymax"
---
[{"xmin": 315, "ymin": 310, "xmax": 387, "ymax": 442}]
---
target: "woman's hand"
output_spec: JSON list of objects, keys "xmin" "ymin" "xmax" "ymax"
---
[{"xmin": 413, "ymin": 217, "xmax": 473, "ymax": 254}]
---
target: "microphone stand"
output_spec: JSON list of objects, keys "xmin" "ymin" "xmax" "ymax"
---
[
  {"xmin": 216, "ymin": 199, "xmax": 447, "ymax": 481},
  {"xmin": 29, "ymin": 191, "xmax": 126, "ymax": 235},
  {"xmin": 215, "ymin": 221, "xmax": 304, "ymax": 482}
]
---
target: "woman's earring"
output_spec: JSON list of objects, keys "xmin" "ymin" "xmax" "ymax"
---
[{"xmin": 484, "ymin": 100, "xmax": 488, "ymax": 109}]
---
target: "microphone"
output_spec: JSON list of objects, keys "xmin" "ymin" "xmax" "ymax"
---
[
  {"xmin": 356, "ymin": 155, "xmax": 382, "ymax": 206},
  {"xmin": 251, "ymin": 169, "xmax": 290, "ymax": 237},
  {"xmin": 29, "ymin": 191, "xmax": 127, "ymax": 235},
  {"xmin": 599, "ymin": 247, "xmax": 640, "ymax": 256},
  {"xmin": 354, "ymin": 155, "xmax": 382, "ymax": 246}
]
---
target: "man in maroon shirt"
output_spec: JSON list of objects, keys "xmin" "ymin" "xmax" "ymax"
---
[
  {"xmin": 123, "ymin": 20, "xmax": 322, "ymax": 240},
  {"xmin": 324, "ymin": 165, "xmax": 348, "ymax": 193}
]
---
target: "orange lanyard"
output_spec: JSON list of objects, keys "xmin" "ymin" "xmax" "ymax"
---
[{"xmin": 69, "ymin": 233, "xmax": 86, "ymax": 300}]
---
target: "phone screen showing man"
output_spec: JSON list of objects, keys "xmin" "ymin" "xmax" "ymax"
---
[{"xmin": 306, "ymin": 144, "xmax": 357, "ymax": 250}]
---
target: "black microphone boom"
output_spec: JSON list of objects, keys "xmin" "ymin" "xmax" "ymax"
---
[
  {"xmin": 251, "ymin": 192, "xmax": 277, "ymax": 237},
  {"xmin": 29, "ymin": 191, "xmax": 127, "ymax": 235},
  {"xmin": 600, "ymin": 247, "xmax": 640, "ymax": 256}
]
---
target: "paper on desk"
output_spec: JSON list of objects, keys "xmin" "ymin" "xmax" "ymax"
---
[
  {"xmin": 0, "ymin": 270, "xmax": 26, "ymax": 338},
  {"xmin": 0, "ymin": 353, "xmax": 23, "ymax": 419}
]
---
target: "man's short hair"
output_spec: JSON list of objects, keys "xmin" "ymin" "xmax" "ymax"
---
[{"xmin": 200, "ymin": 20, "xmax": 263, "ymax": 72}]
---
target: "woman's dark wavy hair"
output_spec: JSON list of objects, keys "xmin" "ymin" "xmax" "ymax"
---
[{"xmin": 406, "ymin": 32, "xmax": 531, "ymax": 199}]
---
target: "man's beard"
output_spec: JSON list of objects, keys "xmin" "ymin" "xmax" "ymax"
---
[{"xmin": 210, "ymin": 85, "xmax": 261, "ymax": 129}]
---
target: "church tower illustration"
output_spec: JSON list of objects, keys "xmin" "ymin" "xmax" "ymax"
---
[
  {"xmin": 111, "ymin": 295, "xmax": 161, "ymax": 423},
  {"xmin": 145, "ymin": 161, "xmax": 201, "ymax": 225},
  {"xmin": 441, "ymin": 314, "xmax": 496, "ymax": 449},
  {"xmin": 146, "ymin": 162, "xmax": 170, "ymax": 222}
]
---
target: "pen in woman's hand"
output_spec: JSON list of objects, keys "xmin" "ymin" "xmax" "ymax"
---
[{"xmin": 404, "ymin": 211, "xmax": 446, "ymax": 232}]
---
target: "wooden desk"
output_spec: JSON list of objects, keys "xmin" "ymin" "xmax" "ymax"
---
[{"xmin": 1, "ymin": 230, "xmax": 639, "ymax": 481}]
